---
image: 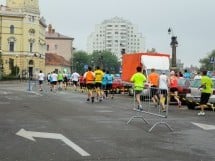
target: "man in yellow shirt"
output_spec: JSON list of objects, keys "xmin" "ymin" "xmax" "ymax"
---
[
  {"xmin": 198, "ymin": 70, "xmax": 213, "ymax": 116},
  {"xmin": 94, "ymin": 66, "xmax": 104, "ymax": 101},
  {"xmin": 130, "ymin": 66, "xmax": 147, "ymax": 110}
]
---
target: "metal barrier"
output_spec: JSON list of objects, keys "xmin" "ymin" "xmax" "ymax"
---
[{"xmin": 127, "ymin": 87, "xmax": 173, "ymax": 132}]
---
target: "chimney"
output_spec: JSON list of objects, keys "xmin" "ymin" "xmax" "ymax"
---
[{"xmin": 48, "ymin": 24, "xmax": 52, "ymax": 33}]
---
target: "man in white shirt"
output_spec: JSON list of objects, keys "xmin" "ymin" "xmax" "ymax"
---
[
  {"xmin": 38, "ymin": 70, "xmax": 45, "ymax": 91},
  {"xmin": 51, "ymin": 71, "xmax": 58, "ymax": 91},
  {"xmin": 71, "ymin": 71, "xmax": 80, "ymax": 90},
  {"xmin": 159, "ymin": 72, "xmax": 168, "ymax": 111},
  {"xmin": 194, "ymin": 72, "xmax": 202, "ymax": 80}
]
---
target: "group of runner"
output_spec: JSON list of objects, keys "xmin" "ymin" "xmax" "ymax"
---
[
  {"xmin": 37, "ymin": 67, "xmax": 115, "ymax": 103},
  {"xmin": 84, "ymin": 66, "xmax": 114, "ymax": 103},
  {"xmin": 46, "ymin": 71, "xmax": 68, "ymax": 91},
  {"xmin": 131, "ymin": 67, "xmax": 189, "ymax": 112}
]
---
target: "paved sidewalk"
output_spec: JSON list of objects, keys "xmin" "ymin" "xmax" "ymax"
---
[{"xmin": 0, "ymin": 80, "xmax": 34, "ymax": 91}]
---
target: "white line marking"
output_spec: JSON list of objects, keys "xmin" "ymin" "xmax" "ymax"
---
[
  {"xmin": 16, "ymin": 129, "xmax": 90, "ymax": 156},
  {"xmin": 192, "ymin": 122, "xmax": 215, "ymax": 130},
  {"xmin": 95, "ymin": 110, "xmax": 113, "ymax": 113}
]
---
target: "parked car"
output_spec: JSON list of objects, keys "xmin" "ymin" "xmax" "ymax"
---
[
  {"xmin": 140, "ymin": 77, "xmax": 191, "ymax": 103},
  {"xmin": 170, "ymin": 77, "xmax": 191, "ymax": 104},
  {"xmin": 112, "ymin": 76, "xmax": 124, "ymax": 94},
  {"xmin": 186, "ymin": 78, "xmax": 215, "ymax": 110},
  {"xmin": 111, "ymin": 74, "xmax": 131, "ymax": 94}
]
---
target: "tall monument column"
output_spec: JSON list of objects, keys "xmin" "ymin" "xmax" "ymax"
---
[{"xmin": 168, "ymin": 28, "xmax": 178, "ymax": 70}]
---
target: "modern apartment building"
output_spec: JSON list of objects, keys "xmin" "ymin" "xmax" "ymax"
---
[
  {"xmin": 87, "ymin": 17, "xmax": 145, "ymax": 60},
  {"xmin": 0, "ymin": 0, "xmax": 46, "ymax": 78}
]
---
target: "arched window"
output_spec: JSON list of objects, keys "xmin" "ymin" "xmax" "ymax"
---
[
  {"xmin": 7, "ymin": 37, "xmax": 16, "ymax": 52},
  {"xmin": 29, "ymin": 60, "xmax": 34, "ymax": 66},
  {"xmin": 10, "ymin": 25, "xmax": 14, "ymax": 34},
  {"xmin": 28, "ymin": 39, "xmax": 35, "ymax": 53},
  {"xmin": 30, "ymin": 42, "xmax": 33, "ymax": 53},
  {"xmin": 9, "ymin": 42, "xmax": 14, "ymax": 52}
]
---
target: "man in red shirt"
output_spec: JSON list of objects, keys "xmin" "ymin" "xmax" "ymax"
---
[{"xmin": 169, "ymin": 70, "xmax": 181, "ymax": 107}]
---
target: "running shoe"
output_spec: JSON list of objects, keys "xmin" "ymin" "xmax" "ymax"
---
[
  {"xmin": 197, "ymin": 111, "xmax": 205, "ymax": 116},
  {"xmin": 91, "ymin": 97, "xmax": 95, "ymax": 103},
  {"xmin": 178, "ymin": 101, "xmax": 182, "ymax": 107},
  {"xmin": 138, "ymin": 105, "xmax": 143, "ymax": 111}
]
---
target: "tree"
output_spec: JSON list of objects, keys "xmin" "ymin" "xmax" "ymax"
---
[
  {"xmin": 72, "ymin": 50, "xmax": 121, "ymax": 74},
  {"xmin": 89, "ymin": 51, "xmax": 120, "ymax": 73},
  {"xmin": 71, "ymin": 51, "xmax": 89, "ymax": 74},
  {"xmin": 199, "ymin": 50, "xmax": 215, "ymax": 70}
]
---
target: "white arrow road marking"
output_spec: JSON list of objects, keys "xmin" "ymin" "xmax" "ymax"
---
[
  {"xmin": 95, "ymin": 110, "xmax": 113, "ymax": 113},
  {"xmin": 16, "ymin": 129, "xmax": 90, "ymax": 156},
  {"xmin": 192, "ymin": 122, "xmax": 215, "ymax": 130}
]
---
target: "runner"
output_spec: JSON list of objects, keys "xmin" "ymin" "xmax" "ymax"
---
[
  {"xmin": 47, "ymin": 73, "xmax": 51, "ymax": 85},
  {"xmin": 130, "ymin": 66, "xmax": 147, "ymax": 110},
  {"xmin": 50, "ymin": 71, "xmax": 58, "ymax": 92},
  {"xmin": 84, "ymin": 67, "xmax": 95, "ymax": 103},
  {"xmin": 71, "ymin": 71, "xmax": 80, "ymax": 91},
  {"xmin": 101, "ymin": 70, "xmax": 107, "ymax": 98},
  {"xmin": 38, "ymin": 70, "xmax": 45, "ymax": 91},
  {"xmin": 169, "ymin": 70, "xmax": 181, "ymax": 107},
  {"xmin": 79, "ymin": 73, "xmax": 86, "ymax": 93},
  {"xmin": 104, "ymin": 71, "xmax": 114, "ymax": 99},
  {"xmin": 148, "ymin": 68, "xmax": 160, "ymax": 106},
  {"xmin": 57, "ymin": 71, "xmax": 64, "ymax": 90},
  {"xmin": 158, "ymin": 71, "xmax": 168, "ymax": 112},
  {"xmin": 94, "ymin": 66, "xmax": 104, "ymax": 102},
  {"xmin": 63, "ymin": 71, "xmax": 69, "ymax": 90}
]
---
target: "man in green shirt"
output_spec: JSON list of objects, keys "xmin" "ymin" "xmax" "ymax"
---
[
  {"xmin": 130, "ymin": 66, "xmax": 147, "ymax": 110},
  {"xmin": 198, "ymin": 70, "xmax": 213, "ymax": 116}
]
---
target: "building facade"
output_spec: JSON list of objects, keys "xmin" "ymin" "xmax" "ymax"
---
[
  {"xmin": 45, "ymin": 53, "xmax": 70, "ymax": 75},
  {"xmin": 45, "ymin": 24, "xmax": 74, "ymax": 74},
  {"xmin": 87, "ymin": 17, "xmax": 145, "ymax": 60},
  {"xmin": 45, "ymin": 24, "xmax": 74, "ymax": 62},
  {"xmin": 0, "ymin": 0, "xmax": 46, "ymax": 79}
]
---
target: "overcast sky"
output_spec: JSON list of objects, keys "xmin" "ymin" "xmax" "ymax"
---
[{"xmin": 1, "ymin": 0, "xmax": 215, "ymax": 67}]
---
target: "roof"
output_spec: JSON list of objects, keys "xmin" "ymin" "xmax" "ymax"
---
[
  {"xmin": 45, "ymin": 24, "xmax": 74, "ymax": 40},
  {"xmin": 45, "ymin": 53, "xmax": 71, "ymax": 66},
  {"xmin": 45, "ymin": 32, "xmax": 74, "ymax": 40}
]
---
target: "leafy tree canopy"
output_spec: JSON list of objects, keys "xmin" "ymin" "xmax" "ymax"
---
[
  {"xmin": 72, "ymin": 50, "xmax": 120, "ymax": 74},
  {"xmin": 89, "ymin": 51, "xmax": 120, "ymax": 73},
  {"xmin": 71, "ymin": 50, "xmax": 89, "ymax": 74},
  {"xmin": 199, "ymin": 50, "xmax": 215, "ymax": 71}
]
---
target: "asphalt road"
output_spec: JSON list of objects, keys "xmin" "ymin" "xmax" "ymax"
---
[{"xmin": 0, "ymin": 81, "xmax": 215, "ymax": 161}]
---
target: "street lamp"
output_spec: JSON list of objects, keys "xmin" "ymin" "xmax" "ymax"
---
[
  {"xmin": 0, "ymin": 63, "xmax": 3, "ymax": 80},
  {"xmin": 15, "ymin": 55, "xmax": 18, "ymax": 78},
  {"xmin": 91, "ymin": 60, "xmax": 94, "ymax": 70},
  {"xmin": 99, "ymin": 55, "xmax": 103, "ymax": 69},
  {"xmin": 168, "ymin": 27, "xmax": 178, "ymax": 70},
  {"xmin": 27, "ymin": 58, "xmax": 31, "ymax": 91}
]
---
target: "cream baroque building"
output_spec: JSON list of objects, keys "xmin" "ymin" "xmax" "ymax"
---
[{"xmin": 0, "ymin": 0, "xmax": 46, "ymax": 78}]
